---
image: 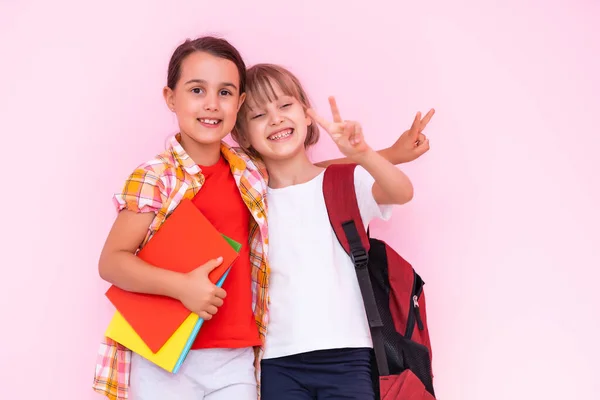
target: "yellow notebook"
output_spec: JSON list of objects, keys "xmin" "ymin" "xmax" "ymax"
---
[
  {"xmin": 105, "ymin": 266, "xmax": 233, "ymax": 373},
  {"xmin": 105, "ymin": 310, "xmax": 198, "ymax": 373},
  {"xmin": 104, "ymin": 231, "xmax": 241, "ymax": 373}
]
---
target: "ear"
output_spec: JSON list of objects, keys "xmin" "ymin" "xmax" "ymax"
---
[
  {"xmin": 237, "ymin": 92, "xmax": 247, "ymax": 112},
  {"xmin": 305, "ymin": 112, "xmax": 312, "ymax": 127},
  {"xmin": 163, "ymin": 86, "xmax": 175, "ymax": 112}
]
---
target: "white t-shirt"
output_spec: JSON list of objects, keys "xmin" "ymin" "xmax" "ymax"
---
[{"xmin": 263, "ymin": 166, "xmax": 393, "ymax": 360}]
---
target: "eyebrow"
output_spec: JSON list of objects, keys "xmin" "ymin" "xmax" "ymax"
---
[{"xmin": 184, "ymin": 79, "xmax": 238, "ymax": 91}]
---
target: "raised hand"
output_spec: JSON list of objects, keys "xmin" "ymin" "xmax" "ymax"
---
[
  {"xmin": 389, "ymin": 109, "xmax": 435, "ymax": 163},
  {"xmin": 307, "ymin": 96, "xmax": 372, "ymax": 161}
]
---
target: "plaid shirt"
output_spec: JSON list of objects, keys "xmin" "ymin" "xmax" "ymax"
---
[{"xmin": 93, "ymin": 135, "xmax": 270, "ymax": 399}]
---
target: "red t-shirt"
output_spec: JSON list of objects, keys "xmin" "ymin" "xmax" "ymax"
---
[{"xmin": 190, "ymin": 155, "xmax": 260, "ymax": 349}]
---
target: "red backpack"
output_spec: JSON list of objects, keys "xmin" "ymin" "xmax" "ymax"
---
[{"xmin": 323, "ymin": 164, "xmax": 436, "ymax": 399}]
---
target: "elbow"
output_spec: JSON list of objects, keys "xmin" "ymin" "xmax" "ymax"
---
[
  {"xmin": 98, "ymin": 252, "xmax": 114, "ymax": 283},
  {"xmin": 397, "ymin": 185, "xmax": 414, "ymax": 205},
  {"xmin": 98, "ymin": 259, "xmax": 109, "ymax": 282}
]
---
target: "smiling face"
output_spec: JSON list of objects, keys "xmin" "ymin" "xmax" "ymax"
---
[
  {"xmin": 164, "ymin": 51, "xmax": 246, "ymax": 146},
  {"xmin": 243, "ymin": 88, "xmax": 312, "ymax": 161},
  {"xmin": 234, "ymin": 64, "xmax": 320, "ymax": 161}
]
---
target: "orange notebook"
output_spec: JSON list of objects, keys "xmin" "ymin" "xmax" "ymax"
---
[{"xmin": 105, "ymin": 198, "xmax": 240, "ymax": 354}]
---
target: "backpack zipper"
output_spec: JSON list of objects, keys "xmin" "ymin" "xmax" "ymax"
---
[
  {"xmin": 413, "ymin": 294, "xmax": 424, "ymax": 331},
  {"xmin": 405, "ymin": 271, "xmax": 424, "ymax": 339}
]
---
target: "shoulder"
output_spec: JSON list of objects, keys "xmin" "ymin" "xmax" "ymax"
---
[
  {"xmin": 131, "ymin": 148, "xmax": 180, "ymax": 181},
  {"xmin": 228, "ymin": 146, "xmax": 268, "ymax": 180},
  {"xmin": 113, "ymin": 149, "xmax": 179, "ymax": 213},
  {"xmin": 119, "ymin": 146, "xmax": 186, "ymax": 196}
]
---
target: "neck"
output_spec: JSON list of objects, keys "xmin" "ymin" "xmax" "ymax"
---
[
  {"xmin": 179, "ymin": 133, "xmax": 222, "ymax": 166},
  {"xmin": 264, "ymin": 150, "xmax": 323, "ymax": 189}
]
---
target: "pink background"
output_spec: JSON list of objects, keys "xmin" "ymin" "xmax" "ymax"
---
[{"xmin": 1, "ymin": 0, "xmax": 599, "ymax": 398}]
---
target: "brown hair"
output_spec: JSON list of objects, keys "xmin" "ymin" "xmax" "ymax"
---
[
  {"xmin": 232, "ymin": 64, "xmax": 320, "ymax": 158},
  {"xmin": 166, "ymin": 36, "xmax": 246, "ymax": 93}
]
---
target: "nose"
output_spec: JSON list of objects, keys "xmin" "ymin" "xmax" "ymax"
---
[
  {"xmin": 268, "ymin": 110, "xmax": 284, "ymax": 126},
  {"xmin": 204, "ymin": 92, "xmax": 219, "ymax": 112}
]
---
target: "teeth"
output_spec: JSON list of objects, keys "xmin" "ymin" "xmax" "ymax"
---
[
  {"xmin": 268, "ymin": 129, "xmax": 293, "ymax": 140},
  {"xmin": 199, "ymin": 118, "xmax": 220, "ymax": 125}
]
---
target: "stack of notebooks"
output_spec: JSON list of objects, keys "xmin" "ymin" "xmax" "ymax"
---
[{"xmin": 103, "ymin": 199, "xmax": 241, "ymax": 373}]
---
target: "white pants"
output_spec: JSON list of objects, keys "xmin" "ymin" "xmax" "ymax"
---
[{"xmin": 130, "ymin": 347, "xmax": 257, "ymax": 400}]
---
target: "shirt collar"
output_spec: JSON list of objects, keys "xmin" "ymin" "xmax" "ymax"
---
[{"xmin": 167, "ymin": 134, "xmax": 247, "ymax": 175}]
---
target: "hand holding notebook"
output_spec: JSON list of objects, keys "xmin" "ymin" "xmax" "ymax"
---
[
  {"xmin": 105, "ymin": 198, "xmax": 241, "ymax": 354},
  {"xmin": 177, "ymin": 256, "xmax": 227, "ymax": 320},
  {"xmin": 105, "ymin": 236, "xmax": 242, "ymax": 374}
]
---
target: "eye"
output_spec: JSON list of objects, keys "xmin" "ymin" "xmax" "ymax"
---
[
  {"xmin": 281, "ymin": 103, "xmax": 292, "ymax": 108},
  {"xmin": 251, "ymin": 113, "xmax": 265, "ymax": 120},
  {"xmin": 220, "ymin": 89, "xmax": 233, "ymax": 96},
  {"xmin": 191, "ymin": 87, "xmax": 204, "ymax": 94}
]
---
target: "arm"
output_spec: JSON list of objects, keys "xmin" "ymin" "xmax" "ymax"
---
[
  {"xmin": 98, "ymin": 210, "xmax": 225, "ymax": 320},
  {"xmin": 315, "ymin": 147, "xmax": 405, "ymax": 168},
  {"xmin": 354, "ymin": 149, "xmax": 413, "ymax": 205},
  {"xmin": 307, "ymin": 97, "xmax": 424, "ymax": 205},
  {"xmin": 315, "ymin": 108, "xmax": 435, "ymax": 167},
  {"xmin": 99, "ymin": 167, "xmax": 186, "ymax": 297},
  {"xmin": 98, "ymin": 210, "xmax": 185, "ymax": 298},
  {"xmin": 98, "ymin": 166, "xmax": 226, "ymax": 320}
]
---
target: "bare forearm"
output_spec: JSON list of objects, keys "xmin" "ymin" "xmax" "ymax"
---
[
  {"xmin": 99, "ymin": 252, "xmax": 184, "ymax": 299},
  {"xmin": 315, "ymin": 147, "xmax": 404, "ymax": 168},
  {"xmin": 377, "ymin": 146, "xmax": 410, "ymax": 165},
  {"xmin": 355, "ymin": 148, "xmax": 414, "ymax": 204}
]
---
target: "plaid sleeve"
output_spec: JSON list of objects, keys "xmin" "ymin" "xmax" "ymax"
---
[
  {"xmin": 113, "ymin": 167, "xmax": 166, "ymax": 214},
  {"xmin": 93, "ymin": 338, "xmax": 131, "ymax": 400}
]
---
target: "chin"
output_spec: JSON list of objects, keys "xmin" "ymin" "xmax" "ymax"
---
[
  {"xmin": 262, "ymin": 144, "xmax": 305, "ymax": 162},
  {"xmin": 186, "ymin": 129, "xmax": 229, "ymax": 145}
]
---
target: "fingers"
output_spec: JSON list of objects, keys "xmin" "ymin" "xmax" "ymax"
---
[
  {"xmin": 415, "ymin": 138, "xmax": 430, "ymax": 155},
  {"xmin": 420, "ymin": 108, "xmax": 435, "ymax": 127},
  {"xmin": 306, "ymin": 108, "xmax": 331, "ymax": 131},
  {"xmin": 328, "ymin": 96, "xmax": 343, "ymax": 122},
  {"xmin": 347, "ymin": 121, "xmax": 363, "ymax": 146},
  {"xmin": 211, "ymin": 296, "xmax": 224, "ymax": 307},
  {"xmin": 409, "ymin": 108, "xmax": 435, "ymax": 139},
  {"xmin": 213, "ymin": 287, "xmax": 227, "ymax": 299},
  {"xmin": 351, "ymin": 131, "xmax": 363, "ymax": 146},
  {"xmin": 343, "ymin": 120, "xmax": 354, "ymax": 137},
  {"xmin": 200, "ymin": 257, "xmax": 223, "ymax": 273},
  {"xmin": 206, "ymin": 304, "xmax": 219, "ymax": 315},
  {"xmin": 198, "ymin": 293, "xmax": 225, "ymax": 319},
  {"xmin": 409, "ymin": 112, "xmax": 422, "ymax": 137},
  {"xmin": 196, "ymin": 291, "xmax": 225, "ymax": 320},
  {"xmin": 308, "ymin": 96, "xmax": 345, "ymax": 132},
  {"xmin": 198, "ymin": 311, "xmax": 214, "ymax": 320}
]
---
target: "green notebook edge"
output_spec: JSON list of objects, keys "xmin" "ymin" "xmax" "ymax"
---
[{"xmin": 221, "ymin": 234, "xmax": 242, "ymax": 253}]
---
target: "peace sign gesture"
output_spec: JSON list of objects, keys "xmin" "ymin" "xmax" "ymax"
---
[
  {"xmin": 307, "ymin": 97, "xmax": 371, "ymax": 160},
  {"xmin": 388, "ymin": 109, "xmax": 435, "ymax": 163}
]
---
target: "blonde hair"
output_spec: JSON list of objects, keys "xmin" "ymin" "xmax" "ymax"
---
[{"xmin": 232, "ymin": 64, "xmax": 320, "ymax": 159}]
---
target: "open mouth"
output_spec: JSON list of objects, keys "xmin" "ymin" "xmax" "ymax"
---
[
  {"xmin": 268, "ymin": 128, "xmax": 294, "ymax": 141},
  {"xmin": 198, "ymin": 118, "xmax": 222, "ymax": 127}
]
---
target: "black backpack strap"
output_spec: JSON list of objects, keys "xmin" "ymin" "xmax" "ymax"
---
[{"xmin": 322, "ymin": 164, "xmax": 390, "ymax": 376}]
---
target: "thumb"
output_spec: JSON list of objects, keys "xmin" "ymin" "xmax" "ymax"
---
[
  {"xmin": 199, "ymin": 257, "xmax": 224, "ymax": 274},
  {"xmin": 415, "ymin": 139, "xmax": 430, "ymax": 155}
]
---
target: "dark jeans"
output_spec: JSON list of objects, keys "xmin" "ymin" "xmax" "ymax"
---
[{"xmin": 260, "ymin": 348, "xmax": 375, "ymax": 400}]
